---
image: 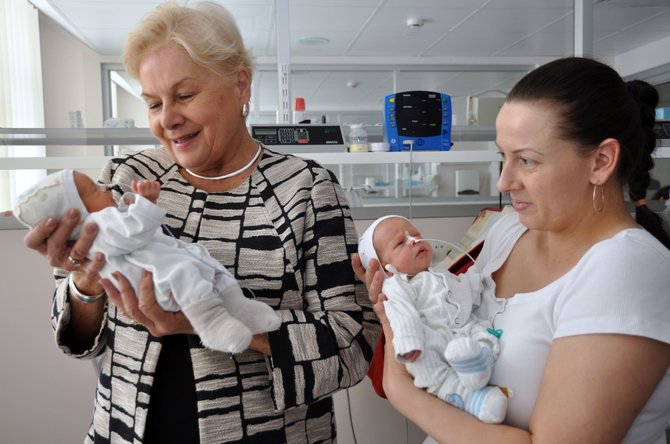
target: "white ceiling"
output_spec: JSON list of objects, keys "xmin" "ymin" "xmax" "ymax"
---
[{"xmin": 32, "ymin": 0, "xmax": 670, "ymax": 119}]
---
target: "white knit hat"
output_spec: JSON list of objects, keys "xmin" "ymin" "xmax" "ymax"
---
[
  {"xmin": 13, "ymin": 169, "xmax": 89, "ymax": 240},
  {"xmin": 357, "ymin": 215, "xmax": 411, "ymax": 270}
]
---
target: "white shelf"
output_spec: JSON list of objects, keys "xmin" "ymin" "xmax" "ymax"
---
[
  {"xmin": 1, "ymin": 127, "xmax": 667, "ymax": 166},
  {"xmin": 654, "ymin": 146, "xmax": 670, "ymax": 158},
  {"xmin": 0, "ymin": 128, "xmax": 158, "ymax": 145},
  {"xmin": 0, "ymin": 152, "xmax": 502, "ymax": 171},
  {"xmin": 299, "ymin": 150, "xmax": 500, "ymax": 165},
  {"xmin": 1, "ymin": 128, "xmax": 668, "ymax": 222},
  {"xmin": 0, "ymin": 126, "xmax": 495, "ymax": 145},
  {"xmin": 0, "ymin": 156, "xmax": 110, "ymax": 170}
]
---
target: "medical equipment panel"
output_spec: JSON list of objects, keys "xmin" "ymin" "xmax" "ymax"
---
[
  {"xmin": 250, "ymin": 124, "xmax": 346, "ymax": 153},
  {"xmin": 383, "ymin": 91, "xmax": 452, "ymax": 151}
]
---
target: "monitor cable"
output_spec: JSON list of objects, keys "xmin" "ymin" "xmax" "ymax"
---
[
  {"xmin": 346, "ymin": 388, "xmax": 359, "ymax": 444},
  {"xmin": 403, "ymin": 139, "xmax": 415, "ymax": 221}
]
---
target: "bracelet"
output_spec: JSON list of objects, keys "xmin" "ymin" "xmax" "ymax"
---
[{"xmin": 67, "ymin": 274, "xmax": 106, "ymax": 304}]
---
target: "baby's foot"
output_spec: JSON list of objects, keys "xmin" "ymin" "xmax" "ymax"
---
[
  {"xmin": 444, "ymin": 337, "xmax": 493, "ymax": 389},
  {"xmin": 465, "ymin": 386, "xmax": 508, "ymax": 424},
  {"xmin": 223, "ymin": 287, "xmax": 281, "ymax": 334},
  {"xmin": 183, "ymin": 298, "xmax": 252, "ymax": 353}
]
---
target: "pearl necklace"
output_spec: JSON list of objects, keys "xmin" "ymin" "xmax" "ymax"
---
[{"xmin": 185, "ymin": 144, "xmax": 262, "ymax": 181}]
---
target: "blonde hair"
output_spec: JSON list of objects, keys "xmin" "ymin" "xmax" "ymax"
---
[{"xmin": 123, "ymin": 1, "xmax": 255, "ymax": 86}]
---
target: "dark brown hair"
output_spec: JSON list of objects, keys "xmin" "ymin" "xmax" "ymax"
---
[{"xmin": 507, "ymin": 57, "xmax": 669, "ymax": 248}]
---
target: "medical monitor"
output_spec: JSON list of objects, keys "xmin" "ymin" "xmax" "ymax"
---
[{"xmin": 383, "ymin": 90, "xmax": 452, "ymax": 151}]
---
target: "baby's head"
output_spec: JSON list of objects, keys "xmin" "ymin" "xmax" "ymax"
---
[
  {"xmin": 13, "ymin": 169, "xmax": 115, "ymax": 239},
  {"xmin": 358, "ymin": 215, "xmax": 433, "ymax": 277},
  {"xmin": 73, "ymin": 171, "xmax": 116, "ymax": 213}
]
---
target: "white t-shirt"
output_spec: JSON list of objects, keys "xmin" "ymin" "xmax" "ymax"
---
[{"xmin": 473, "ymin": 211, "xmax": 670, "ymax": 443}]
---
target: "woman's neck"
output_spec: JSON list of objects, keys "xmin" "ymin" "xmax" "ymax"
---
[
  {"xmin": 180, "ymin": 139, "xmax": 262, "ymax": 192},
  {"xmin": 532, "ymin": 203, "xmax": 635, "ymax": 264}
]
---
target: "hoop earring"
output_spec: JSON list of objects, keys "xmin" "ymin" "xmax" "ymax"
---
[
  {"xmin": 241, "ymin": 103, "xmax": 250, "ymax": 118},
  {"xmin": 592, "ymin": 184, "xmax": 604, "ymax": 212}
]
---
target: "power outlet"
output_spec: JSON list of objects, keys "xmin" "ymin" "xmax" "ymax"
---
[{"xmin": 431, "ymin": 241, "xmax": 451, "ymax": 263}]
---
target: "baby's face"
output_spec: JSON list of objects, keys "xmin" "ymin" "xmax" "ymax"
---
[
  {"xmin": 74, "ymin": 172, "xmax": 116, "ymax": 213},
  {"xmin": 374, "ymin": 218, "xmax": 433, "ymax": 276}
]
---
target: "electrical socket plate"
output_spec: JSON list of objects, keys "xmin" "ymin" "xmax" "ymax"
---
[{"xmin": 431, "ymin": 241, "xmax": 450, "ymax": 263}]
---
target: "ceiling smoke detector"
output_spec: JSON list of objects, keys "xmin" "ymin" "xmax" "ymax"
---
[
  {"xmin": 298, "ymin": 36, "xmax": 330, "ymax": 46},
  {"xmin": 406, "ymin": 17, "xmax": 424, "ymax": 29}
]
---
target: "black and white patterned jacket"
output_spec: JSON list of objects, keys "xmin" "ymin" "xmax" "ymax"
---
[{"xmin": 51, "ymin": 146, "xmax": 379, "ymax": 443}]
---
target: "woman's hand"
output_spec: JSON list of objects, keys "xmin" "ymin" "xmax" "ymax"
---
[
  {"xmin": 374, "ymin": 292, "xmax": 415, "ymax": 403},
  {"xmin": 351, "ymin": 252, "xmax": 385, "ymax": 304},
  {"xmin": 352, "ymin": 252, "xmax": 391, "ymax": 327},
  {"xmin": 23, "ymin": 209, "xmax": 104, "ymax": 294},
  {"xmin": 101, "ymin": 270, "xmax": 195, "ymax": 337},
  {"xmin": 23, "ymin": 209, "xmax": 95, "ymax": 267},
  {"xmin": 23, "ymin": 210, "xmax": 108, "ymax": 349}
]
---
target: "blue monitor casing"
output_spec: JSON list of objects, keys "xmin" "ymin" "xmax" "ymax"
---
[{"xmin": 383, "ymin": 91, "xmax": 452, "ymax": 151}]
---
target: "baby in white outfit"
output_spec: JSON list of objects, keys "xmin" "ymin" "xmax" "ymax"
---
[
  {"xmin": 13, "ymin": 169, "xmax": 280, "ymax": 353},
  {"xmin": 358, "ymin": 215, "xmax": 508, "ymax": 424}
]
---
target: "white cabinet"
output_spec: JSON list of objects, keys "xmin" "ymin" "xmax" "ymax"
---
[{"xmin": 306, "ymin": 147, "xmax": 507, "ymax": 218}]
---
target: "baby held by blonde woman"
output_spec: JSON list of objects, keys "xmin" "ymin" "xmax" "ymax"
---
[{"xmin": 13, "ymin": 169, "xmax": 280, "ymax": 353}]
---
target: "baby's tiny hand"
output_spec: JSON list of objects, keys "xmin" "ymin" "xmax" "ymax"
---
[
  {"xmin": 401, "ymin": 350, "xmax": 421, "ymax": 363},
  {"xmin": 131, "ymin": 180, "xmax": 161, "ymax": 203}
]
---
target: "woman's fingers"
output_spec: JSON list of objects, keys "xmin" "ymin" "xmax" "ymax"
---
[
  {"xmin": 23, "ymin": 209, "xmax": 79, "ymax": 265},
  {"xmin": 104, "ymin": 269, "xmax": 195, "ymax": 336},
  {"xmin": 22, "ymin": 217, "xmax": 58, "ymax": 256},
  {"xmin": 351, "ymin": 253, "xmax": 366, "ymax": 281},
  {"xmin": 68, "ymin": 252, "xmax": 106, "ymax": 296},
  {"xmin": 365, "ymin": 263, "xmax": 385, "ymax": 305},
  {"xmin": 137, "ymin": 271, "xmax": 194, "ymax": 336},
  {"xmin": 352, "ymin": 253, "xmax": 382, "ymax": 289},
  {"xmin": 352, "ymin": 253, "xmax": 386, "ymax": 304},
  {"xmin": 45, "ymin": 209, "xmax": 82, "ymax": 266},
  {"xmin": 105, "ymin": 270, "xmax": 194, "ymax": 336},
  {"xmin": 67, "ymin": 222, "xmax": 98, "ymax": 267},
  {"xmin": 82, "ymin": 251, "xmax": 105, "ymax": 276},
  {"xmin": 135, "ymin": 270, "xmax": 159, "ymax": 331},
  {"xmin": 103, "ymin": 271, "xmax": 145, "ymax": 327},
  {"xmin": 373, "ymin": 294, "xmax": 390, "ymax": 325},
  {"xmin": 23, "ymin": 209, "xmax": 100, "ymax": 272},
  {"xmin": 100, "ymin": 277, "xmax": 122, "ymax": 309}
]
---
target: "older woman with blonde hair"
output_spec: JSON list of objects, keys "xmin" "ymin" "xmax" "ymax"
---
[{"xmin": 23, "ymin": 2, "xmax": 379, "ymax": 442}]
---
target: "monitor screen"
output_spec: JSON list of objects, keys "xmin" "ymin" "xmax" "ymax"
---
[{"xmin": 395, "ymin": 91, "xmax": 443, "ymax": 137}]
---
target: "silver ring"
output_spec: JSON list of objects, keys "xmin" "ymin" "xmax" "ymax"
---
[{"xmin": 67, "ymin": 255, "xmax": 83, "ymax": 267}]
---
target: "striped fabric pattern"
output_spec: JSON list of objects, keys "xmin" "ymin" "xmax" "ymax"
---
[{"xmin": 51, "ymin": 146, "xmax": 379, "ymax": 443}]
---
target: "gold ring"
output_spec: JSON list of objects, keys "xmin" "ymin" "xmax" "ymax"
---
[
  {"xmin": 67, "ymin": 255, "xmax": 83, "ymax": 267},
  {"xmin": 121, "ymin": 311, "xmax": 136, "ymax": 325}
]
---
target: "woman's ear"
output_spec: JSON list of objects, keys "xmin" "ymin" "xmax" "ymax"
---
[
  {"xmin": 236, "ymin": 67, "xmax": 252, "ymax": 103},
  {"xmin": 590, "ymin": 138, "xmax": 620, "ymax": 184}
]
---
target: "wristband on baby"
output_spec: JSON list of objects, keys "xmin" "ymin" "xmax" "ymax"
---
[{"xmin": 67, "ymin": 274, "xmax": 105, "ymax": 304}]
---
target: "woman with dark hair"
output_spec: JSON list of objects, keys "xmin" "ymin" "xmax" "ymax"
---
[{"xmin": 354, "ymin": 57, "xmax": 670, "ymax": 444}]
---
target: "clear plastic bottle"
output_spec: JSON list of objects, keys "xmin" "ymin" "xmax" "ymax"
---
[
  {"xmin": 349, "ymin": 124, "xmax": 368, "ymax": 144},
  {"xmin": 349, "ymin": 124, "xmax": 369, "ymax": 152}
]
